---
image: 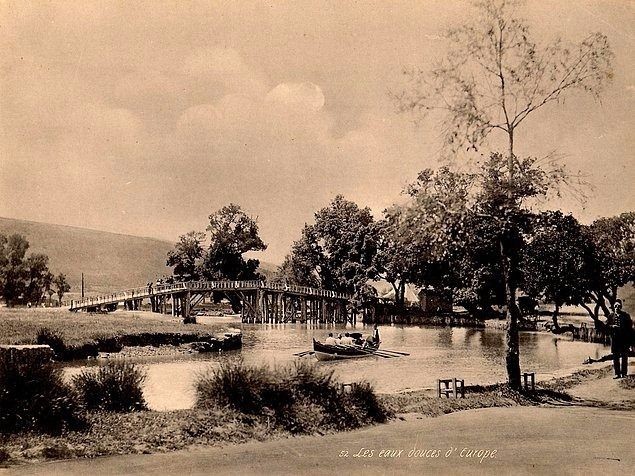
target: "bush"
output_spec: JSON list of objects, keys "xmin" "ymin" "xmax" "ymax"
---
[
  {"xmin": 0, "ymin": 352, "xmax": 86, "ymax": 434},
  {"xmin": 73, "ymin": 362, "xmax": 147, "ymax": 412},
  {"xmin": 196, "ymin": 359, "xmax": 272, "ymax": 414},
  {"xmin": 36, "ymin": 327, "xmax": 67, "ymax": 359},
  {"xmin": 195, "ymin": 358, "xmax": 390, "ymax": 433},
  {"xmin": 0, "ymin": 447, "xmax": 9, "ymax": 465}
]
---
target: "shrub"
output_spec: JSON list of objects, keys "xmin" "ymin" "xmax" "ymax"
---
[
  {"xmin": 36, "ymin": 327, "xmax": 67, "ymax": 359},
  {"xmin": 0, "ymin": 447, "xmax": 9, "ymax": 465},
  {"xmin": 0, "ymin": 352, "xmax": 86, "ymax": 434},
  {"xmin": 40, "ymin": 444, "xmax": 75, "ymax": 460},
  {"xmin": 73, "ymin": 361, "xmax": 147, "ymax": 412},
  {"xmin": 619, "ymin": 375, "xmax": 635, "ymax": 390},
  {"xmin": 196, "ymin": 359, "xmax": 272, "ymax": 414},
  {"xmin": 344, "ymin": 381, "xmax": 392, "ymax": 424},
  {"xmin": 195, "ymin": 358, "xmax": 389, "ymax": 433}
]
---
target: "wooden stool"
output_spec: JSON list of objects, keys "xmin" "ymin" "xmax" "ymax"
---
[
  {"xmin": 437, "ymin": 378, "xmax": 465, "ymax": 398},
  {"xmin": 523, "ymin": 372, "xmax": 535, "ymax": 391}
]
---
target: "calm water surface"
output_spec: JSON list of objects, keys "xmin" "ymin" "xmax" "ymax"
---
[{"xmin": 68, "ymin": 320, "xmax": 608, "ymax": 411}]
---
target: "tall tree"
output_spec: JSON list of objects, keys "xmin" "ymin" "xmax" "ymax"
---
[
  {"xmin": 521, "ymin": 211, "xmax": 591, "ymax": 326},
  {"xmin": 166, "ymin": 231, "xmax": 205, "ymax": 281},
  {"xmin": 201, "ymin": 204, "xmax": 267, "ymax": 281},
  {"xmin": 582, "ymin": 212, "xmax": 635, "ymax": 323},
  {"xmin": 283, "ymin": 196, "xmax": 379, "ymax": 294},
  {"xmin": 394, "ymin": 0, "xmax": 613, "ymax": 389},
  {"xmin": 0, "ymin": 234, "xmax": 30, "ymax": 306},
  {"xmin": 378, "ymin": 167, "xmax": 474, "ymax": 307},
  {"xmin": 53, "ymin": 273, "xmax": 71, "ymax": 306},
  {"xmin": 24, "ymin": 254, "xmax": 53, "ymax": 305}
]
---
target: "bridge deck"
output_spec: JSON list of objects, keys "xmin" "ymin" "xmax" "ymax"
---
[{"xmin": 69, "ymin": 280, "xmax": 351, "ymax": 311}]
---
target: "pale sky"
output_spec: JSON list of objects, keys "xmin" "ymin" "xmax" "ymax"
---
[{"xmin": 1, "ymin": 0, "xmax": 633, "ymax": 263}]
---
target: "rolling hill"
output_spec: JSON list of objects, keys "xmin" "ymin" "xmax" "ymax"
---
[
  {"xmin": 0, "ymin": 217, "xmax": 280, "ymax": 297},
  {"xmin": 0, "ymin": 218, "xmax": 173, "ymax": 295}
]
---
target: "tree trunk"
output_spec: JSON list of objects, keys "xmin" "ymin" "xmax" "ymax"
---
[
  {"xmin": 501, "ymin": 238, "xmax": 521, "ymax": 390},
  {"xmin": 552, "ymin": 302, "xmax": 560, "ymax": 329},
  {"xmin": 503, "ymin": 127, "xmax": 521, "ymax": 390},
  {"xmin": 397, "ymin": 281, "xmax": 406, "ymax": 309}
]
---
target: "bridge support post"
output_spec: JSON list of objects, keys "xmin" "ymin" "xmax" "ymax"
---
[
  {"xmin": 182, "ymin": 291, "xmax": 194, "ymax": 324},
  {"xmin": 322, "ymin": 298, "xmax": 328, "ymax": 323}
]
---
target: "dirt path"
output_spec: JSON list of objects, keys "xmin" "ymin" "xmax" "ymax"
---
[{"xmin": 4, "ymin": 406, "xmax": 632, "ymax": 476}]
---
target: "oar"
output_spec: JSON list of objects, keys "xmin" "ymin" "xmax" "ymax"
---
[
  {"xmin": 293, "ymin": 350, "xmax": 314, "ymax": 357},
  {"xmin": 336, "ymin": 345, "xmax": 396, "ymax": 359},
  {"xmin": 376, "ymin": 348, "xmax": 410, "ymax": 356}
]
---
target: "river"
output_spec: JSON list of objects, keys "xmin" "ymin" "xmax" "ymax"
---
[{"xmin": 66, "ymin": 319, "xmax": 609, "ymax": 411}]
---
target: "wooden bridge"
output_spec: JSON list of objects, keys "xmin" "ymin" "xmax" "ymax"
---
[{"xmin": 69, "ymin": 280, "xmax": 354, "ymax": 324}]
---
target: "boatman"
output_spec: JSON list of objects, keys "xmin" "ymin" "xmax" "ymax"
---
[{"xmin": 372, "ymin": 324, "xmax": 381, "ymax": 344}]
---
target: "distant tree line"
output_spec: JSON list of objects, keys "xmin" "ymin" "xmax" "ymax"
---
[
  {"xmin": 275, "ymin": 159, "xmax": 633, "ymax": 331},
  {"xmin": 166, "ymin": 186, "xmax": 634, "ymax": 332},
  {"xmin": 0, "ymin": 234, "xmax": 70, "ymax": 307}
]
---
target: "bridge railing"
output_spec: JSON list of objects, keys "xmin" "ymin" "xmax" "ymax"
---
[
  {"xmin": 70, "ymin": 282, "xmax": 188, "ymax": 309},
  {"xmin": 70, "ymin": 280, "xmax": 351, "ymax": 310}
]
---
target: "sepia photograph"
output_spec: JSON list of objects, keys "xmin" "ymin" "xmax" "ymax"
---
[{"xmin": 0, "ymin": 0, "xmax": 633, "ymax": 474}]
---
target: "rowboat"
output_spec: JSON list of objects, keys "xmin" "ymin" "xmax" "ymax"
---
[{"xmin": 312, "ymin": 338, "xmax": 379, "ymax": 361}]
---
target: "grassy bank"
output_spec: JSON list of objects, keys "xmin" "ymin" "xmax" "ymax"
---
[
  {"xmin": 1, "ymin": 358, "xmax": 390, "ymax": 467},
  {"xmin": 0, "ymin": 308, "xmax": 240, "ymax": 360},
  {"xmin": 3, "ymin": 360, "xmax": 628, "ymax": 469}
]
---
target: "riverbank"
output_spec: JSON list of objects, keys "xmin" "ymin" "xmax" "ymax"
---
[
  {"xmin": 1, "ymin": 363, "xmax": 631, "ymax": 470},
  {"xmin": 0, "ymin": 308, "xmax": 241, "ymax": 360}
]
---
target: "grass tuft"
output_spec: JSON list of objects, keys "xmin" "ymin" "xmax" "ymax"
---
[
  {"xmin": 0, "ymin": 352, "xmax": 86, "ymax": 435},
  {"xmin": 618, "ymin": 375, "xmax": 635, "ymax": 390},
  {"xmin": 73, "ymin": 362, "xmax": 148, "ymax": 412},
  {"xmin": 195, "ymin": 358, "xmax": 391, "ymax": 433}
]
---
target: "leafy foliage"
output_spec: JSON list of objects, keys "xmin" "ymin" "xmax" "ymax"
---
[
  {"xmin": 52, "ymin": 273, "xmax": 71, "ymax": 304},
  {"xmin": 73, "ymin": 362, "xmax": 147, "ymax": 412},
  {"xmin": 202, "ymin": 204, "xmax": 267, "ymax": 281},
  {"xmin": 166, "ymin": 231, "xmax": 205, "ymax": 281},
  {"xmin": 0, "ymin": 351, "xmax": 86, "ymax": 434},
  {"xmin": 583, "ymin": 213, "xmax": 635, "ymax": 321},
  {"xmin": 196, "ymin": 358, "xmax": 391, "ymax": 433},
  {"xmin": 522, "ymin": 212, "xmax": 591, "ymax": 314},
  {"xmin": 280, "ymin": 195, "xmax": 379, "ymax": 294},
  {"xmin": 0, "ymin": 234, "xmax": 54, "ymax": 306},
  {"xmin": 167, "ymin": 204, "xmax": 267, "ymax": 285}
]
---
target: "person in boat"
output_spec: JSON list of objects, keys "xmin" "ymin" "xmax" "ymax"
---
[
  {"xmin": 325, "ymin": 332, "xmax": 338, "ymax": 346},
  {"xmin": 340, "ymin": 333, "xmax": 354, "ymax": 346},
  {"xmin": 363, "ymin": 324, "xmax": 381, "ymax": 348}
]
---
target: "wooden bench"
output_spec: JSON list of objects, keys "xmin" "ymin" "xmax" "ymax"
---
[{"xmin": 437, "ymin": 378, "xmax": 465, "ymax": 398}]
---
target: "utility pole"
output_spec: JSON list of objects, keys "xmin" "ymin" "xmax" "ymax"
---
[{"xmin": 81, "ymin": 273, "xmax": 85, "ymax": 299}]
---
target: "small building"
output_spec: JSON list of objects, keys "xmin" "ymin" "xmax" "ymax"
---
[{"xmin": 417, "ymin": 288, "xmax": 453, "ymax": 315}]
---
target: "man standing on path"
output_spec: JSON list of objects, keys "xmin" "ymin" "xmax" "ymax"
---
[{"xmin": 607, "ymin": 299, "xmax": 633, "ymax": 378}]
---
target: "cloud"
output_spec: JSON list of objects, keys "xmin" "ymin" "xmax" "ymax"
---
[
  {"xmin": 182, "ymin": 47, "xmax": 269, "ymax": 99},
  {"xmin": 1, "ymin": 1, "xmax": 632, "ymax": 262},
  {"xmin": 265, "ymin": 82, "xmax": 325, "ymax": 112}
]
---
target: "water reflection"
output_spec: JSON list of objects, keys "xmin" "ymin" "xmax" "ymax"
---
[{"xmin": 66, "ymin": 322, "xmax": 608, "ymax": 411}]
